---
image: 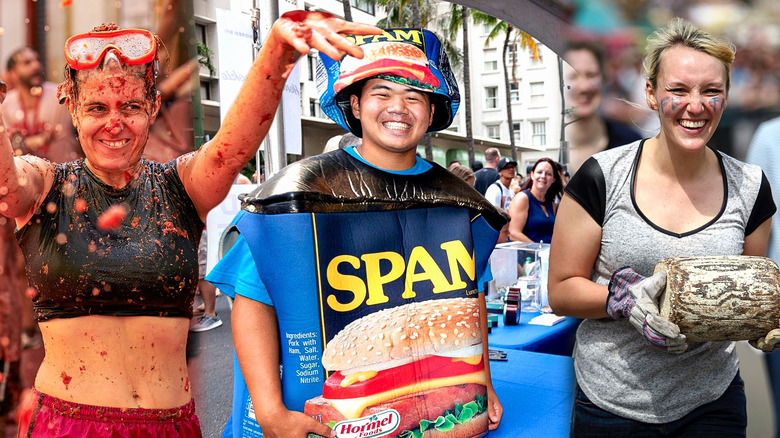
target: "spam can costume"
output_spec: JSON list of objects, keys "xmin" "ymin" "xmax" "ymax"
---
[{"xmin": 207, "ymin": 29, "xmax": 504, "ymax": 438}]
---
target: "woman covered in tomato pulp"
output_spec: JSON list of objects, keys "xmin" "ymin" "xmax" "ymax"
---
[{"xmin": 0, "ymin": 13, "xmax": 380, "ymax": 437}]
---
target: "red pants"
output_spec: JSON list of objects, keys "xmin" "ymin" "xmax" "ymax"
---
[{"xmin": 19, "ymin": 389, "xmax": 201, "ymax": 437}]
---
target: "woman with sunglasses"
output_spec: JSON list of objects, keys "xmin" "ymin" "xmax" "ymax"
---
[{"xmin": 0, "ymin": 14, "xmax": 379, "ymax": 437}]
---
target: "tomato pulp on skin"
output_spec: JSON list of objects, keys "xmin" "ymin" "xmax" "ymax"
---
[{"xmin": 322, "ymin": 355, "xmax": 484, "ymax": 400}]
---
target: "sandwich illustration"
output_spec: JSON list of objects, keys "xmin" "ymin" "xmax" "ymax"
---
[
  {"xmin": 333, "ymin": 41, "xmax": 441, "ymax": 94},
  {"xmin": 305, "ymin": 297, "xmax": 488, "ymax": 438}
]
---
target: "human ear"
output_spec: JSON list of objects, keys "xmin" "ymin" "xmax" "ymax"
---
[
  {"xmin": 150, "ymin": 92, "xmax": 161, "ymax": 124},
  {"xmin": 428, "ymin": 103, "xmax": 435, "ymax": 127},
  {"xmin": 350, "ymin": 94, "xmax": 361, "ymax": 120},
  {"xmin": 645, "ymin": 80, "xmax": 658, "ymax": 111}
]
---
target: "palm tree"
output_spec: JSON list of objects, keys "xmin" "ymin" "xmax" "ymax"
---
[
  {"xmin": 375, "ymin": 0, "xmax": 432, "ymax": 28},
  {"xmin": 342, "ymin": 0, "xmax": 353, "ymax": 22},
  {"xmin": 443, "ymin": 4, "xmax": 475, "ymax": 165},
  {"xmin": 474, "ymin": 12, "xmax": 540, "ymax": 162}
]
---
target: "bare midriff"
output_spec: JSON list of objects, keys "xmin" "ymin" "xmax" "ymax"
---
[{"xmin": 35, "ymin": 315, "xmax": 191, "ymax": 409}]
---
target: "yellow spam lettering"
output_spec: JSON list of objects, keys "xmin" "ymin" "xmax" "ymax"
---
[
  {"xmin": 350, "ymin": 29, "xmax": 424, "ymax": 46},
  {"xmin": 325, "ymin": 240, "xmax": 475, "ymax": 312},
  {"xmin": 326, "ymin": 255, "xmax": 366, "ymax": 312},
  {"xmin": 340, "ymin": 370, "xmax": 378, "ymax": 388}
]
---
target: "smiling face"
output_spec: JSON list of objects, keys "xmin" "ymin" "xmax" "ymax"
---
[
  {"xmin": 646, "ymin": 44, "xmax": 728, "ymax": 153},
  {"xmin": 563, "ymin": 48, "xmax": 603, "ymax": 120},
  {"xmin": 70, "ymin": 64, "xmax": 159, "ymax": 184},
  {"xmin": 350, "ymin": 78, "xmax": 434, "ymax": 168},
  {"xmin": 531, "ymin": 161, "xmax": 555, "ymax": 194}
]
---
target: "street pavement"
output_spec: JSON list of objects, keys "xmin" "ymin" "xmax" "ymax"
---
[{"xmin": 189, "ymin": 293, "xmax": 235, "ymax": 438}]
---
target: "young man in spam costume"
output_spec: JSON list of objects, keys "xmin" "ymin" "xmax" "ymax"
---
[{"xmin": 208, "ymin": 27, "xmax": 506, "ymax": 438}]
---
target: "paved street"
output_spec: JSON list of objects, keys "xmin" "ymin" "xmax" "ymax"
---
[{"xmin": 189, "ymin": 293, "xmax": 235, "ymax": 438}]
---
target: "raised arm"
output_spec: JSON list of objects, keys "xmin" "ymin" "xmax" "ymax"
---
[
  {"xmin": 0, "ymin": 82, "xmax": 54, "ymax": 227},
  {"xmin": 547, "ymin": 195, "xmax": 607, "ymax": 318},
  {"xmin": 178, "ymin": 12, "xmax": 381, "ymax": 219}
]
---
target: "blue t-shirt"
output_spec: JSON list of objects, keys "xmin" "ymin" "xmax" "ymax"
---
[{"xmin": 207, "ymin": 151, "xmax": 497, "ymax": 438}]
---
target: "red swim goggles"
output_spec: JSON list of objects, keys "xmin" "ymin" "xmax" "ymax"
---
[{"xmin": 64, "ymin": 28, "xmax": 157, "ymax": 70}]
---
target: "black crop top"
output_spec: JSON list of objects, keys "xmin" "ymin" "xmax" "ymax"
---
[{"xmin": 16, "ymin": 158, "xmax": 203, "ymax": 321}]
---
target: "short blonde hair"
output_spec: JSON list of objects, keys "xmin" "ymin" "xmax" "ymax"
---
[{"xmin": 643, "ymin": 17, "xmax": 735, "ymax": 92}]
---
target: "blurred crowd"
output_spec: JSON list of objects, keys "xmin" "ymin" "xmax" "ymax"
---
[{"xmin": 576, "ymin": 0, "xmax": 780, "ymax": 162}]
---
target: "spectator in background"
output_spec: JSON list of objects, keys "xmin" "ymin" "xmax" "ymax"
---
[
  {"xmin": 338, "ymin": 132, "xmax": 361, "ymax": 149},
  {"xmin": 507, "ymin": 157, "xmax": 562, "ymax": 244},
  {"xmin": 448, "ymin": 160, "xmax": 461, "ymax": 171},
  {"xmin": 450, "ymin": 163, "xmax": 475, "ymax": 187},
  {"xmin": 2, "ymin": 47, "xmax": 81, "ymax": 163},
  {"xmin": 0, "ymin": 188, "xmax": 22, "ymax": 438},
  {"xmin": 484, "ymin": 157, "xmax": 517, "ymax": 210},
  {"xmin": 190, "ymin": 172, "xmax": 253, "ymax": 333},
  {"xmin": 474, "ymin": 147, "xmax": 500, "ymax": 195},
  {"xmin": 143, "ymin": 0, "xmax": 198, "ymax": 163},
  {"xmin": 2, "ymin": 46, "xmax": 83, "ymax": 354},
  {"xmin": 509, "ymin": 174, "xmax": 524, "ymax": 196},
  {"xmin": 471, "ymin": 160, "xmax": 483, "ymax": 172},
  {"xmin": 562, "ymin": 41, "xmax": 641, "ymax": 175}
]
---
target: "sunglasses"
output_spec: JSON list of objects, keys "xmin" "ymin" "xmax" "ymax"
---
[{"xmin": 65, "ymin": 29, "xmax": 157, "ymax": 70}]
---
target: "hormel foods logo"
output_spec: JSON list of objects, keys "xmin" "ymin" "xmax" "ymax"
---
[{"xmin": 333, "ymin": 409, "xmax": 400, "ymax": 438}]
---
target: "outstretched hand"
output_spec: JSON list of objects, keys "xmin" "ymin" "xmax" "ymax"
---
[{"xmin": 274, "ymin": 11, "xmax": 382, "ymax": 62}]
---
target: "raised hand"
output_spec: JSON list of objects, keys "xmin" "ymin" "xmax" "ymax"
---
[{"xmin": 273, "ymin": 11, "xmax": 382, "ymax": 62}]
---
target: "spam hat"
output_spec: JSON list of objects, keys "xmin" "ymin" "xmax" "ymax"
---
[{"xmin": 317, "ymin": 28, "xmax": 460, "ymax": 137}]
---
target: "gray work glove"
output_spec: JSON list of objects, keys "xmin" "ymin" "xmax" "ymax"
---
[{"xmin": 607, "ymin": 268, "xmax": 688, "ymax": 354}]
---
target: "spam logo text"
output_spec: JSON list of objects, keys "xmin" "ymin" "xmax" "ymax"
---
[
  {"xmin": 348, "ymin": 29, "xmax": 424, "ymax": 46},
  {"xmin": 325, "ymin": 239, "xmax": 475, "ymax": 312}
]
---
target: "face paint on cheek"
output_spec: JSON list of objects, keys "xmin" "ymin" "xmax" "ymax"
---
[
  {"xmin": 659, "ymin": 96, "xmax": 681, "ymax": 115},
  {"xmin": 708, "ymin": 96, "xmax": 724, "ymax": 113}
]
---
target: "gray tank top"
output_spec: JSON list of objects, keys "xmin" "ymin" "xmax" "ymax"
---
[{"xmin": 564, "ymin": 139, "xmax": 775, "ymax": 423}]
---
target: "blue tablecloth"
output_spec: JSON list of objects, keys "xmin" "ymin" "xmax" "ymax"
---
[
  {"xmin": 488, "ymin": 311, "xmax": 582, "ymax": 356},
  {"xmin": 488, "ymin": 349, "xmax": 575, "ymax": 437}
]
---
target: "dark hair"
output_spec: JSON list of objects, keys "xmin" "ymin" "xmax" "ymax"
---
[
  {"xmin": 450, "ymin": 164, "xmax": 475, "ymax": 182},
  {"xmin": 521, "ymin": 157, "xmax": 563, "ymax": 203},
  {"xmin": 470, "ymin": 160, "xmax": 483, "ymax": 171},
  {"xmin": 7, "ymin": 46, "xmax": 37, "ymax": 71},
  {"xmin": 564, "ymin": 40, "xmax": 605, "ymax": 79}
]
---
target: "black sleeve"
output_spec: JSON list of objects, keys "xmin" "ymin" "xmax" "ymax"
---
[
  {"xmin": 746, "ymin": 171, "xmax": 776, "ymax": 236},
  {"xmin": 564, "ymin": 157, "xmax": 606, "ymax": 226}
]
